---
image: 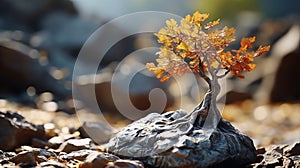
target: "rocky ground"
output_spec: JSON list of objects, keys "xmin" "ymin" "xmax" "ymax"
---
[
  {"xmin": 0, "ymin": 0, "xmax": 300, "ymax": 167},
  {"xmin": 0, "ymin": 101, "xmax": 299, "ymax": 168}
]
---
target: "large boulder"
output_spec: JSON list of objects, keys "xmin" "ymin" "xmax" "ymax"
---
[{"xmin": 105, "ymin": 93, "xmax": 256, "ymax": 167}]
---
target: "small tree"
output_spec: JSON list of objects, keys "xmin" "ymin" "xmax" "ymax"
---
[{"xmin": 146, "ymin": 12, "xmax": 270, "ymax": 128}]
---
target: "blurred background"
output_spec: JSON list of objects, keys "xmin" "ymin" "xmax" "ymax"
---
[{"xmin": 0, "ymin": 0, "xmax": 299, "ymax": 147}]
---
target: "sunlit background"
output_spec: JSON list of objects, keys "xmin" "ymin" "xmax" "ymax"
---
[{"xmin": 0, "ymin": 0, "xmax": 299, "ymax": 147}]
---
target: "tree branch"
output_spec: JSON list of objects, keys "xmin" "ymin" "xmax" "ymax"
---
[
  {"xmin": 216, "ymin": 69, "xmax": 230, "ymax": 78},
  {"xmin": 198, "ymin": 57, "xmax": 211, "ymax": 89}
]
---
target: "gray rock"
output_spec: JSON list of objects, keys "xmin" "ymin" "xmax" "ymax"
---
[
  {"xmin": 48, "ymin": 136, "xmax": 66, "ymax": 149},
  {"xmin": 10, "ymin": 151, "xmax": 37, "ymax": 166},
  {"xmin": 285, "ymin": 142, "xmax": 300, "ymax": 156},
  {"xmin": 78, "ymin": 121, "xmax": 115, "ymax": 144},
  {"xmin": 252, "ymin": 143, "xmax": 300, "ymax": 168},
  {"xmin": 59, "ymin": 149, "xmax": 96, "ymax": 161},
  {"xmin": 9, "ymin": 147, "xmax": 56, "ymax": 167},
  {"xmin": 79, "ymin": 151, "xmax": 119, "ymax": 168},
  {"xmin": 105, "ymin": 92, "xmax": 256, "ymax": 167},
  {"xmin": 58, "ymin": 138, "xmax": 95, "ymax": 153}
]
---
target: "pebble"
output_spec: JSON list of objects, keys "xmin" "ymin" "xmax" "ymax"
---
[
  {"xmin": 58, "ymin": 138, "xmax": 94, "ymax": 153},
  {"xmin": 79, "ymin": 152, "xmax": 119, "ymax": 168}
]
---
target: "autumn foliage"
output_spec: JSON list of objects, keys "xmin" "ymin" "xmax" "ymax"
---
[{"xmin": 146, "ymin": 11, "xmax": 270, "ymax": 82}]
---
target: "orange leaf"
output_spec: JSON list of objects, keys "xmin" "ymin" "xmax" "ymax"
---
[
  {"xmin": 254, "ymin": 45, "xmax": 270, "ymax": 57},
  {"xmin": 240, "ymin": 37, "xmax": 256, "ymax": 50},
  {"xmin": 204, "ymin": 19, "xmax": 220, "ymax": 29},
  {"xmin": 160, "ymin": 74, "xmax": 171, "ymax": 82}
]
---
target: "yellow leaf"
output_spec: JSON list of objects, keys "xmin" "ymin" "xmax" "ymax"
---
[
  {"xmin": 166, "ymin": 19, "xmax": 177, "ymax": 27},
  {"xmin": 248, "ymin": 64, "xmax": 256, "ymax": 70},
  {"xmin": 185, "ymin": 14, "xmax": 192, "ymax": 22},
  {"xmin": 193, "ymin": 11, "xmax": 209, "ymax": 22},
  {"xmin": 204, "ymin": 19, "xmax": 220, "ymax": 29},
  {"xmin": 177, "ymin": 42, "xmax": 189, "ymax": 50},
  {"xmin": 146, "ymin": 62, "xmax": 155, "ymax": 69},
  {"xmin": 211, "ymin": 60, "xmax": 219, "ymax": 68}
]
